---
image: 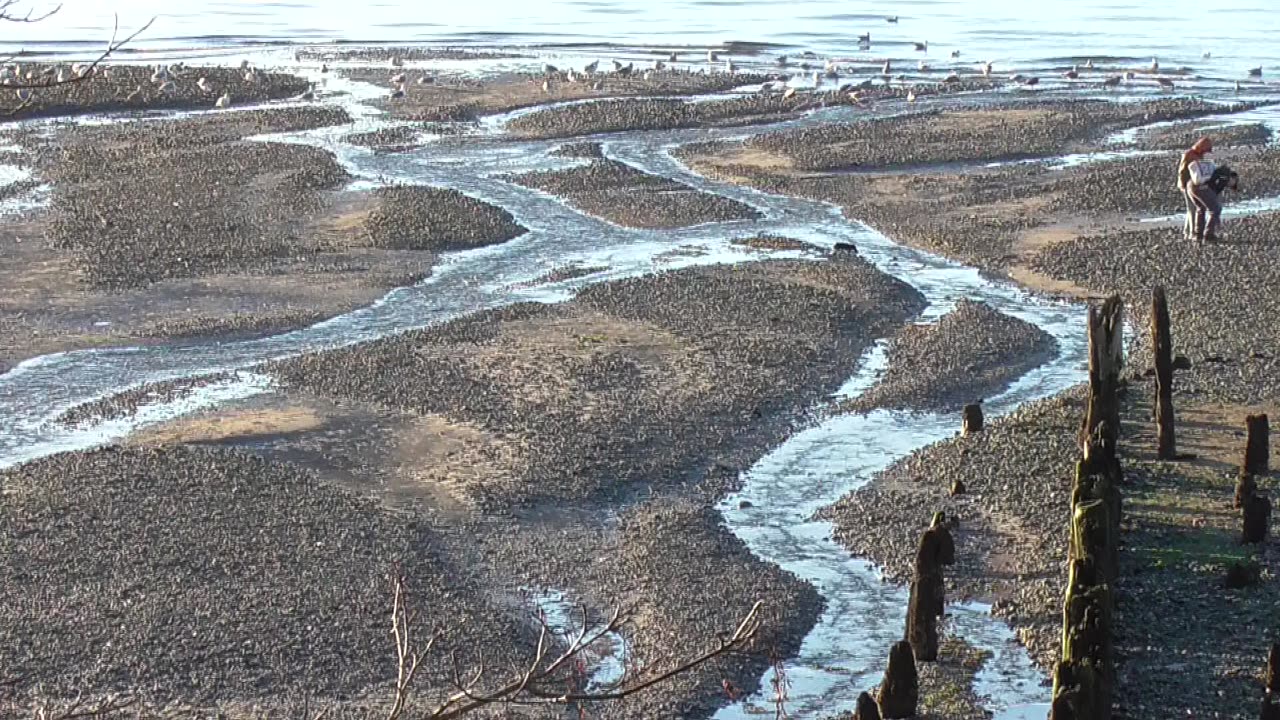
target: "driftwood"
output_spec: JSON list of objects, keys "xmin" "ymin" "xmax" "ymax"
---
[
  {"xmin": 1246, "ymin": 414, "xmax": 1270, "ymax": 476},
  {"xmin": 1151, "ymin": 287, "xmax": 1176, "ymax": 459},
  {"xmin": 877, "ymin": 640, "xmax": 918, "ymax": 719},
  {"xmin": 1080, "ymin": 296, "xmax": 1125, "ymax": 460},
  {"xmin": 962, "ymin": 402, "xmax": 984, "ymax": 435}
]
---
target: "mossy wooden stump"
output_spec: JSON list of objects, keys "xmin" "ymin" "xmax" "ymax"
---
[
  {"xmin": 853, "ymin": 691, "xmax": 882, "ymax": 720},
  {"xmin": 1246, "ymin": 413, "xmax": 1270, "ymax": 476},
  {"xmin": 1243, "ymin": 493, "xmax": 1271, "ymax": 544},
  {"xmin": 877, "ymin": 640, "xmax": 918, "ymax": 719},
  {"xmin": 1151, "ymin": 286, "xmax": 1177, "ymax": 459},
  {"xmin": 1080, "ymin": 295, "xmax": 1125, "ymax": 459},
  {"xmin": 963, "ymin": 402, "xmax": 984, "ymax": 435}
]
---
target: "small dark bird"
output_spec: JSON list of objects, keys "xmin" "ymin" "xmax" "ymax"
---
[
  {"xmin": 1157, "ymin": 77, "xmax": 1175, "ymax": 90},
  {"xmin": 722, "ymin": 679, "xmax": 740, "ymax": 701},
  {"xmin": 950, "ymin": 50, "xmax": 960, "ymax": 58},
  {"xmin": 1248, "ymin": 66, "xmax": 1262, "ymax": 77},
  {"xmin": 1101, "ymin": 75, "xmax": 1121, "ymax": 88},
  {"xmin": 1064, "ymin": 65, "xmax": 1079, "ymax": 79},
  {"xmin": 858, "ymin": 32, "xmax": 871, "ymax": 43},
  {"xmin": 1024, "ymin": 76, "xmax": 1039, "ymax": 86},
  {"xmin": 886, "ymin": 15, "xmax": 898, "ymax": 23},
  {"xmin": 913, "ymin": 41, "xmax": 928, "ymax": 52}
]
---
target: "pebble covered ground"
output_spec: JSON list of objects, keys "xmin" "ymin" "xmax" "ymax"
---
[
  {"xmin": 0, "ymin": 64, "xmax": 311, "ymax": 120},
  {"xmin": 363, "ymin": 185, "xmax": 527, "ymax": 251},
  {"xmin": 508, "ymin": 158, "xmax": 761, "ymax": 228},
  {"xmin": 0, "ymin": 445, "xmax": 537, "ymax": 707},
  {"xmin": 268, "ymin": 258, "xmax": 926, "ymax": 509},
  {"xmin": 849, "ymin": 299, "xmax": 1058, "ymax": 413}
]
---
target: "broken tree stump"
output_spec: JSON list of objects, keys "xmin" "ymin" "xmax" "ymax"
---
[
  {"xmin": 1080, "ymin": 296, "xmax": 1125, "ymax": 460},
  {"xmin": 1237, "ymin": 472, "xmax": 1258, "ymax": 510},
  {"xmin": 963, "ymin": 402, "xmax": 984, "ymax": 435},
  {"xmin": 853, "ymin": 691, "xmax": 882, "ymax": 720},
  {"xmin": 877, "ymin": 640, "xmax": 918, "ymax": 719},
  {"xmin": 1267, "ymin": 641, "xmax": 1279, "ymax": 694},
  {"xmin": 1246, "ymin": 414, "xmax": 1271, "ymax": 476},
  {"xmin": 1243, "ymin": 493, "xmax": 1272, "ymax": 544},
  {"xmin": 1151, "ymin": 287, "xmax": 1176, "ymax": 459}
]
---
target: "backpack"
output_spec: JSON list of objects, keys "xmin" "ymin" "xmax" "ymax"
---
[{"xmin": 1189, "ymin": 159, "xmax": 1216, "ymax": 186}]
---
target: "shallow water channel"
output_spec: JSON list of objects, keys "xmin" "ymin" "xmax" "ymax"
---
[{"xmin": 0, "ymin": 75, "xmax": 1092, "ymax": 717}]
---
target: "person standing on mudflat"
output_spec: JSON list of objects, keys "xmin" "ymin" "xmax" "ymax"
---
[{"xmin": 1178, "ymin": 136, "xmax": 1221, "ymax": 242}]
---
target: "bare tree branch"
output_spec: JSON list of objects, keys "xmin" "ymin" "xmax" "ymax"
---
[{"xmin": 0, "ymin": 0, "xmax": 62, "ymax": 24}]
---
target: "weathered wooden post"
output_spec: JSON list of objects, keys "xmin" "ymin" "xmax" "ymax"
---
[
  {"xmin": 1151, "ymin": 287, "xmax": 1176, "ymax": 459},
  {"xmin": 1081, "ymin": 295, "xmax": 1125, "ymax": 460},
  {"xmin": 853, "ymin": 690, "xmax": 882, "ymax": 720},
  {"xmin": 1246, "ymin": 414, "xmax": 1270, "ymax": 476},
  {"xmin": 962, "ymin": 402, "xmax": 984, "ymax": 435},
  {"xmin": 1243, "ymin": 493, "xmax": 1271, "ymax": 544},
  {"xmin": 1267, "ymin": 641, "xmax": 1279, "ymax": 694},
  {"xmin": 906, "ymin": 518, "xmax": 954, "ymax": 660},
  {"xmin": 877, "ymin": 640, "xmax": 918, "ymax": 719},
  {"xmin": 1263, "ymin": 696, "xmax": 1280, "ymax": 720},
  {"xmin": 1237, "ymin": 471, "xmax": 1258, "ymax": 509}
]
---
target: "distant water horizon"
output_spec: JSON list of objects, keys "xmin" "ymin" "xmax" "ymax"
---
[{"xmin": 3, "ymin": 0, "xmax": 1278, "ymax": 91}]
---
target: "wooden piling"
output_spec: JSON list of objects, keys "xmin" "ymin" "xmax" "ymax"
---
[
  {"xmin": 1246, "ymin": 414, "xmax": 1270, "ymax": 476},
  {"xmin": 1081, "ymin": 296, "xmax": 1125, "ymax": 460},
  {"xmin": 1151, "ymin": 287, "xmax": 1176, "ymax": 459},
  {"xmin": 963, "ymin": 402, "xmax": 984, "ymax": 435},
  {"xmin": 853, "ymin": 691, "xmax": 882, "ymax": 720},
  {"xmin": 1267, "ymin": 641, "xmax": 1279, "ymax": 695},
  {"xmin": 877, "ymin": 640, "xmax": 918, "ymax": 719},
  {"xmin": 1237, "ymin": 471, "xmax": 1258, "ymax": 509},
  {"xmin": 1243, "ymin": 493, "xmax": 1272, "ymax": 544}
]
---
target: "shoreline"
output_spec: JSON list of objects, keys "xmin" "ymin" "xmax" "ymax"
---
[{"xmin": 0, "ymin": 53, "xmax": 1274, "ymax": 712}]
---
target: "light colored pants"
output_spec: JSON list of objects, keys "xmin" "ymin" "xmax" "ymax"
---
[
  {"xmin": 1188, "ymin": 183, "xmax": 1222, "ymax": 239},
  {"xmin": 1183, "ymin": 188, "xmax": 1198, "ymax": 238}
]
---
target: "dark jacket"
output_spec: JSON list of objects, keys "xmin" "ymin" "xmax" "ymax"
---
[{"xmin": 1207, "ymin": 165, "xmax": 1238, "ymax": 195}]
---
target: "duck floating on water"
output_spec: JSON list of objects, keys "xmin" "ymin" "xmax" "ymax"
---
[
  {"xmin": 913, "ymin": 41, "xmax": 928, "ymax": 52},
  {"xmin": 886, "ymin": 15, "xmax": 898, "ymax": 23},
  {"xmin": 1248, "ymin": 66, "xmax": 1262, "ymax": 77}
]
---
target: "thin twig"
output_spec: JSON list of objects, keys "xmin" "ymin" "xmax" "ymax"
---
[{"xmin": 4, "ymin": 13, "xmax": 155, "ymax": 92}]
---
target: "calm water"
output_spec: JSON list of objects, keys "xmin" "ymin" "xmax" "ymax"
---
[{"xmin": 5, "ymin": 0, "xmax": 1279, "ymax": 86}]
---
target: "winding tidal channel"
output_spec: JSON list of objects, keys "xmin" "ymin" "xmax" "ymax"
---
[{"xmin": 0, "ymin": 70, "xmax": 1091, "ymax": 717}]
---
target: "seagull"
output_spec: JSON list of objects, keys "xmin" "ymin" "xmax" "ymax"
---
[
  {"xmin": 1157, "ymin": 77, "xmax": 1175, "ymax": 90},
  {"xmin": 886, "ymin": 15, "xmax": 898, "ymax": 23},
  {"xmin": 982, "ymin": 61, "xmax": 993, "ymax": 77},
  {"xmin": 541, "ymin": 78, "xmax": 551, "ymax": 93},
  {"xmin": 391, "ymin": 56, "xmax": 404, "ymax": 67},
  {"xmin": 1085, "ymin": 59, "xmax": 1094, "ymax": 69},
  {"xmin": 592, "ymin": 79, "xmax": 604, "ymax": 90},
  {"xmin": 215, "ymin": 91, "xmax": 231, "ymax": 108},
  {"xmin": 416, "ymin": 75, "xmax": 434, "ymax": 84},
  {"xmin": 782, "ymin": 85, "xmax": 797, "ymax": 100},
  {"xmin": 776, "ymin": 55, "xmax": 788, "ymax": 67},
  {"xmin": 244, "ymin": 68, "xmax": 260, "ymax": 83},
  {"xmin": 707, "ymin": 50, "xmax": 718, "ymax": 63},
  {"xmin": 1024, "ymin": 76, "xmax": 1040, "ymax": 86},
  {"xmin": 240, "ymin": 59, "xmax": 250, "ymax": 70},
  {"xmin": 294, "ymin": 84, "xmax": 315, "ymax": 101},
  {"xmin": 725, "ymin": 59, "xmax": 735, "ymax": 73},
  {"xmin": 542, "ymin": 63, "xmax": 558, "ymax": 74},
  {"xmin": 150, "ymin": 66, "xmax": 169, "ymax": 83},
  {"xmin": 858, "ymin": 32, "xmax": 871, "ymax": 44},
  {"xmin": 55, "ymin": 68, "xmax": 68, "ymax": 83},
  {"xmin": 321, "ymin": 63, "xmax": 330, "ymax": 74},
  {"xmin": 1124, "ymin": 70, "xmax": 1136, "ymax": 80},
  {"xmin": 1064, "ymin": 65, "xmax": 1079, "ymax": 79},
  {"xmin": 1248, "ymin": 66, "xmax": 1262, "ymax": 77},
  {"xmin": 944, "ymin": 70, "xmax": 960, "ymax": 83},
  {"xmin": 1202, "ymin": 51, "xmax": 1211, "ymax": 59},
  {"xmin": 157, "ymin": 80, "xmax": 175, "ymax": 93},
  {"xmin": 197, "ymin": 77, "xmax": 212, "ymax": 93},
  {"xmin": 1010, "ymin": 73, "xmax": 1024, "ymax": 82},
  {"xmin": 390, "ymin": 83, "xmax": 406, "ymax": 98},
  {"xmin": 1101, "ymin": 75, "xmax": 1121, "ymax": 88},
  {"xmin": 584, "ymin": 60, "xmax": 599, "ymax": 74},
  {"xmin": 390, "ymin": 72, "xmax": 406, "ymax": 84},
  {"xmin": 643, "ymin": 69, "xmax": 653, "ymax": 81},
  {"xmin": 951, "ymin": 50, "xmax": 960, "ymax": 58},
  {"xmin": 812, "ymin": 70, "xmax": 822, "ymax": 87},
  {"xmin": 14, "ymin": 88, "xmax": 31, "ymax": 102},
  {"xmin": 567, "ymin": 69, "xmax": 577, "ymax": 83},
  {"xmin": 1235, "ymin": 80, "xmax": 1243, "ymax": 92},
  {"xmin": 612, "ymin": 59, "xmax": 624, "ymax": 72},
  {"xmin": 914, "ymin": 41, "xmax": 928, "ymax": 52},
  {"xmin": 669, "ymin": 52, "xmax": 678, "ymax": 63},
  {"xmin": 918, "ymin": 60, "xmax": 929, "ymax": 72},
  {"xmin": 907, "ymin": 89, "xmax": 916, "ymax": 102},
  {"xmin": 882, "ymin": 60, "xmax": 892, "ymax": 75},
  {"xmin": 1150, "ymin": 57, "xmax": 1159, "ymax": 72},
  {"xmin": 125, "ymin": 85, "xmax": 143, "ymax": 102}
]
